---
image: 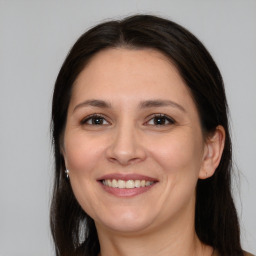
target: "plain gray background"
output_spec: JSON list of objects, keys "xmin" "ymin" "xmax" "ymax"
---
[{"xmin": 0, "ymin": 0, "xmax": 255, "ymax": 255}]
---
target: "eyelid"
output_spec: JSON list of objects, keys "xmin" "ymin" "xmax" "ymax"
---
[
  {"xmin": 80, "ymin": 113, "xmax": 111, "ymax": 125},
  {"xmin": 80, "ymin": 113, "xmax": 175, "ymax": 126},
  {"xmin": 145, "ymin": 113, "xmax": 176, "ymax": 126}
]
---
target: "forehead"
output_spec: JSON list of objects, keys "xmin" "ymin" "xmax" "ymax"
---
[
  {"xmin": 75, "ymin": 48, "xmax": 180, "ymax": 84},
  {"xmin": 70, "ymin": 48, "xmax": 195, "ymax": 111}
]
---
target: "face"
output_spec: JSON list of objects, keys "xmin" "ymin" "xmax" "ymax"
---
[{"xmin": 63, "ymin": 48, "xmax": 209, "ymax": 235}]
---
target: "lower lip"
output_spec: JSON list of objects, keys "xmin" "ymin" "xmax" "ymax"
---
[{"xmin": 99, "ymin": 182, "xmax": 156, "ymax": 197}]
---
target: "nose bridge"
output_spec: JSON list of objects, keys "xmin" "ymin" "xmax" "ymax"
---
[{"xmin": 106, "ymin": 118, "xmax": 145, "ymax": 165}]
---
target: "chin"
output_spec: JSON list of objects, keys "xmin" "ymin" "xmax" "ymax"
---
[{"xmin": 95, "ymin": 209, "xmax": 156, "ymax": 234}]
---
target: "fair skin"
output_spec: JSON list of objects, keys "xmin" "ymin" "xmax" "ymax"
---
[{"xmin": 63, "ymin": 48, "xmax": 225, "ymax": 256}]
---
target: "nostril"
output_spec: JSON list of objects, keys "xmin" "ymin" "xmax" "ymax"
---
[
  {"xmin": 107, "ymin": 153, "xmax": 145, "ymax": 166},
  {"xmin": 105, "ymin": 132, "xmax": 147, "ymax": 165}
]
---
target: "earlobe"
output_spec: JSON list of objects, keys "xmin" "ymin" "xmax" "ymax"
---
[{"xmin": 199, "ymin": 125, "xmax": 225, "ymax": 179}]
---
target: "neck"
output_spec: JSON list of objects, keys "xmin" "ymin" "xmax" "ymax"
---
[{"xmin": 97, "ymin": 229, "xmax": 204, "ymax": 256}]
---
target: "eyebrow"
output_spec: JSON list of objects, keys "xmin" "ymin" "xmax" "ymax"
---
[
  {"xmin": 139, "ymin": 99, "xmax": 186, "ymax": 112},
  {"xmin": 73, "ymin": 99, "xmax": 111, "ymax": 113},
  {"xmin": 73, "ymin": 99, "xmax": 186, "ymax": 113}
]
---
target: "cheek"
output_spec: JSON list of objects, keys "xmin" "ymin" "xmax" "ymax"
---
[
  {"xmin": 151, "ymin": 132, "xmax": 204, "ymax": 175},
  {"xmin": 63, "ymin": 133, "xmax": 106, "ymax": 217},
  {"xmin": 63, "ymin": 132, "xmax": 104, "ymax": 175},
  {"xmin": 150, "ymin": 133, "xmax": 203, "ymax": 215}
]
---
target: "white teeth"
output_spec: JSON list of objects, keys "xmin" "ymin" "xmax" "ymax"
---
[
  {"xmin": 126, "ymin": 180, "xmax": 135, "ymax": 188},
  {"xmin": 117, "ymin": 180, "xmax": 126, "ymax": 189},
  {"xmin": 112, "ymin": 179, "xmax": 118, "ymax": 188},
  {"xmin": 145, "ymin": 181, "xmax": 151, "ymax": 186},
  {"xmin": 141, "ymin": 180, "xmax": 146, "ymax": 187},
  {"xmin": 102, "ymin": 179, "xmax": 154, "ymax": 188},
  {"xmin": 135, "ymin": 180, "xmax": 141, "ymax": 188}
]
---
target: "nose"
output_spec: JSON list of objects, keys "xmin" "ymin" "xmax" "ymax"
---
[{"xmin": 105, "ymin": 124, "xmax": 147, "ymax": 166}]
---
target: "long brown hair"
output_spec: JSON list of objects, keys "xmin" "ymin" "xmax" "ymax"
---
[{"xmin": 51, "ymin": 14, "xmax": 243, "ymax": 256}]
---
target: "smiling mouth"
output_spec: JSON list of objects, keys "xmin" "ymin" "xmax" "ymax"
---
[{"xmin": 101, "ymin": 179, "xmax": 156, "ymax": 189}]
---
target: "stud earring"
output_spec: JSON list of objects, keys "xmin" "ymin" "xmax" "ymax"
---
[{"xmin": 65, "ymin": 169, "xmax": 70, "ymax": 179}]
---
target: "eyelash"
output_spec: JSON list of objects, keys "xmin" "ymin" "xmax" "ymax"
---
[
  {"xmin": 146, "ymin": 114, "xmax": 175, "ymax": 126},
  {"xmin": 80, "ymin": 114, "xmax": 175, "ymax": 126},
  {"xmin": 81, "ymin": 114, "xmax": 109, "ymax": 125}
]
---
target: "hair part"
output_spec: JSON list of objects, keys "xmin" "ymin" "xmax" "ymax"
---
[{"xmin": 51, "ymin": 14, "xmax": 243, "ymax": 256}]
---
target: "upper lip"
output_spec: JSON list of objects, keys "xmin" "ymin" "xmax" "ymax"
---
[{"xmin": 97, "ymin": 173, "xmax": 158, "ymax": 182}]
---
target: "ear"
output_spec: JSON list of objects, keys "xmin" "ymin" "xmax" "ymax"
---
[{"xmin": 199, "ymin": 125, "xmax": 225, "ymax": 179}]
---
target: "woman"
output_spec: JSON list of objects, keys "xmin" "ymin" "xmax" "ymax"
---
[{"xmin": 50, "ymin": 15, "xmax": 254, "ymax": 256}]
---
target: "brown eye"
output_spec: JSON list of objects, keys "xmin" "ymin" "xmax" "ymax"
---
[
  {"xmin": 147, "ymin": 114, "xmax": 175, "ymax": 126},
  {"xmin": 81, "ymin": 115, "xmax": 109, "ymax": 125}
]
